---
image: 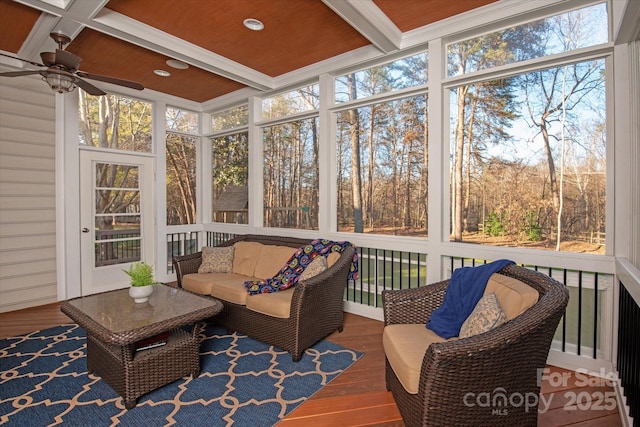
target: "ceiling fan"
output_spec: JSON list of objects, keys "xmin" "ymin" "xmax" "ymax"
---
[{"xmin": 0, "ymin": 32, "xmax": 143, "ymax": 96}]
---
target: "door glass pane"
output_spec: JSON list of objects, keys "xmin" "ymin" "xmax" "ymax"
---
[
  {"xmin": 94, "ymin": 163, "xmax": 141, "ymax": 267},
  {"xmin": 79, "ymin": 93, "xmax": 152, "ymax": 153}
]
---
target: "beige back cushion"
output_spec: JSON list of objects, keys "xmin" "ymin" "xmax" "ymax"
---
[
  {"xmin": 484, "ymin": 273, "xmax": 539, "ymax": 320},
  {"xmin": 232, "ymin": 241, "xmax": 264, "ymax": 277},
  {"xmin": 253, "ymin": 245, "xmax": 297, "ymax": 279}
]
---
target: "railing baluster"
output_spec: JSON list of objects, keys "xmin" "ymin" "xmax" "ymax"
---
[
  {"xmin": 578, "ymin": 270, "xmax": 583, "ymax": 356},
  {"xmin": 562, "ymin": 269, "xmax": 567, "ymax": 353},
  {"xmin": 594, "ymin": 272, "xmax": 598, "ymax": 359}
]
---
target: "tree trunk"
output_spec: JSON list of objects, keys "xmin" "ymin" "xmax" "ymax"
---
[
  {"xmin": 347, "ymin": 74, "xmax": 364, "ymax": 233},
  {"xmin": 367, "ymin": 107, "xmax": 375, "ymax": 229},
  {"xmin": 464, "ymin": 92, "xmax": 479, "ymax": 233},
  {"xmin": 453, "ymin": 85, "xmax": 469, "ymax": 241}
]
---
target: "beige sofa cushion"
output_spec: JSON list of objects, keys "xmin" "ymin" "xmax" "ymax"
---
[
  {"xmin": 253, "ymin": 245, "xmax": 297, "ymax": 279},
  {"xmin": 232, "ymin": 242, "xmax": 264, "ymax": 277},
  {"xmin": 182, "ymin": 273, "xmax": 257, "ymax": 305},
  {"xmin": 484, "ymin": 273, "xmax": 539, "ymax": 320},
  {"xmin": 182, "ymin": 273, "xmax": 217, "ymax": 295},
  {"xmin": 208, "ymin": 274, "xmax": 258, "ymax": 305},
  {"xmin": 383, "ymin": 324, "xmax": 449, "ymax": 394},
  {"xmin": 245, "ymin": 288, "xmax": 294, "ymax": 318}
]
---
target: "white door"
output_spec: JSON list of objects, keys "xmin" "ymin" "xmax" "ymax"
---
[{"xmin": 80, "ymin": 150, "xmax": 154, "ymax": 295}]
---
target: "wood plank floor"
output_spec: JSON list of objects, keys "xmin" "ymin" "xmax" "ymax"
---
[{"xmin": 0, "ymin": 303, "xmax": 623, "ymax": 426}]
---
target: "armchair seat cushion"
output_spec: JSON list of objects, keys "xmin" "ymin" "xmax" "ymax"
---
[{"xmin": 383, "ymin": 324, "xmax": 449, "ymax": 394}]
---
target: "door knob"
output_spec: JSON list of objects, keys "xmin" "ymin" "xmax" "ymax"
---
[{"xmin": 82, "ymin": 228, "xmax": 90, "ymax": 233}]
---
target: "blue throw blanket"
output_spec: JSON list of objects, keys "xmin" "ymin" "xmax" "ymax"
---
[{"xmin": 426, "ymin": 259, "xmax": 514, "ymax": 338}]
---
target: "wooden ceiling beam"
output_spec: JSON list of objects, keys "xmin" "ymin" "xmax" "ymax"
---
[
  {"xmin": 14, "ymin": 0, "xmax": 274, "ymax": 91},
  {"xmin": 90, "ymin": 9, "xmax": 274, "ymax": 91}
]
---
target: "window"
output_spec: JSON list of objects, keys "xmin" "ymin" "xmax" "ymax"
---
[
  {"xmin": 262, "ymin": 85, "xmax": 319, "ymax": 120},
  {"xmin": 335, "ymin": 51, "xmax": 429, "ymax": 237},
  {"xmin": 337, "ymin": 95, "xmax": 428, "ymax": 236},
  {"xmin": 166, "ymin": 108, "xmax": 199, "ymax": 225},
  {"xmin": 263, "ymin": 117, "xmax": 319, "ymax": 230},
  {"xmin": 167, "ymin": 106, "xmax": 199, "ymax": 133},
  {"xmin": 448, "ymin": 3, "xmax": 608, "ymax": 254},
  {"xmin": 79, "ymin": 92, "xmax": 152, "ymax": 152},
  {"xmin": 335, "ymin": 52, "xmax": 428, "ymax": 103},
  {"xmin": 447, "ymin": 3, "xmax": 607, "ymax": 77},
  {"xmin": 211, "ymin": 132, "xmax": 249, "ymax": 224},
  {"xmin": 212, "ymin": 105, "xmax": 248, "ymax": 132}
]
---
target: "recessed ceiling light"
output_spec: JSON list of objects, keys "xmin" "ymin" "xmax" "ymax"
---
[
  {"xmin": 154, "ymin": 69, "xmax": 171, "ymax": 77},
  {"xmin": 243, "ymin": 18, "xmax": 264, "ymax": 31},
  {"xmin": 166, "ymin": 59, "xmax": 189, "ymax": 70}
]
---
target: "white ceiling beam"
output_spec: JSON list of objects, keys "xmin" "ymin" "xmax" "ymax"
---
[
  {"xmin": 17, "ymin": 12, "xmax": 60, "ymax": 62},
  {"xmin": 322, "ymin": 0, "xmax": 402, "ymax": 53},
  {"xmin": 613, "ymin": 0, "xmax": 640, "ymax": 43}
]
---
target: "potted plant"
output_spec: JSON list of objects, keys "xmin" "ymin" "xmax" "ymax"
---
[{"xmin": 124, "ymin": 262, "xmax": 155, "ymax": 303}]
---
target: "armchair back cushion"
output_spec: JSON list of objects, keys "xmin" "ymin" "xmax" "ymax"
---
[{"xmin": 486, "ymin": 273, "xmax": 539, "ymax": 320}]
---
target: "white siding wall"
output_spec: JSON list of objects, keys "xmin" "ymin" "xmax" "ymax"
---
[{"xmin": 0, "ymin": 70, "xmax": 57, "ymax": 312}]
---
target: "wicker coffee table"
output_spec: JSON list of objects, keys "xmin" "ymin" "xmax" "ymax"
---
[{"xmin": 61, "ymin": 284, "xmax": 222, "ymax": 409}]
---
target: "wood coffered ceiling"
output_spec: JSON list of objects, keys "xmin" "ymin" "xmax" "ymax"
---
[{"xmin": 0, "ymin": 0, "xmax": 496, "ymax": 103}]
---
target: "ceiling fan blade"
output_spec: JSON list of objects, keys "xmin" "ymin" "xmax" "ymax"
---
[
  {"xmin": 75, "ymin": 76, "xmax": 107, "ymax": 96},
  {"xmin": 0, "ymin": 70, "xmax": 41, "ymax": 77},
  {"xmin": 55, "ymin": 49, "xmax": 82, "ymax": 71},
  {"xmin": 76, "ymin": 71, "xmax": 144, "ymax": 91},
  {"xmin": 0, "ymin": 51, "xmax": 45, "ymax": 68}
]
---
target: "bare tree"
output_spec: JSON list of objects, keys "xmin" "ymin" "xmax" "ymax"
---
[{"xmin": 347, "ymin": 73, "xmax": 364, "ymax": 233}]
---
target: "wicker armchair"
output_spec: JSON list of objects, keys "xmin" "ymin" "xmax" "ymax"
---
[
  {"xmin": 173, "ymin": 234, "xmax": 356, "ymax": 361},
  {"xmin": 382, "ymin": 264, "xmax": 569, "ymax": 426}
]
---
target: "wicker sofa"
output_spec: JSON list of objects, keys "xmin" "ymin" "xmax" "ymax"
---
[
  {"xmin": 172, "ymin": 234, "xmax": 356, "ymax": 361},
  {"xmin": 382, "ymin": 264, "xmax": 569, "ymax": 426}
]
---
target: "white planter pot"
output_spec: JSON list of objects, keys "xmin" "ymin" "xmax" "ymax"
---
[{"xmin": 129, "ymin": 285, "xmax": 153, "ymax": 303}]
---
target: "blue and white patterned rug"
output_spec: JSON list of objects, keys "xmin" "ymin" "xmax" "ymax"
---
[{"xmin": 0, "ymin": 324, "xmax": 361, "ymax": 426}]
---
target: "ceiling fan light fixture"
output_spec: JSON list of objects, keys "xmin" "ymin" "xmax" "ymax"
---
[
  {"xmin": 243, "ymin": 18, "xmax": 264, "ymax": 31},
  {"xmin": 44, "ymin": 70, "xmax": 76, "ymax": 93}
]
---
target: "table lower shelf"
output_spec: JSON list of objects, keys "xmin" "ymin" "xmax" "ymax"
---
[{"xmin": 86, "ymin": 327, "xmax": 200, "ymax": 409}]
